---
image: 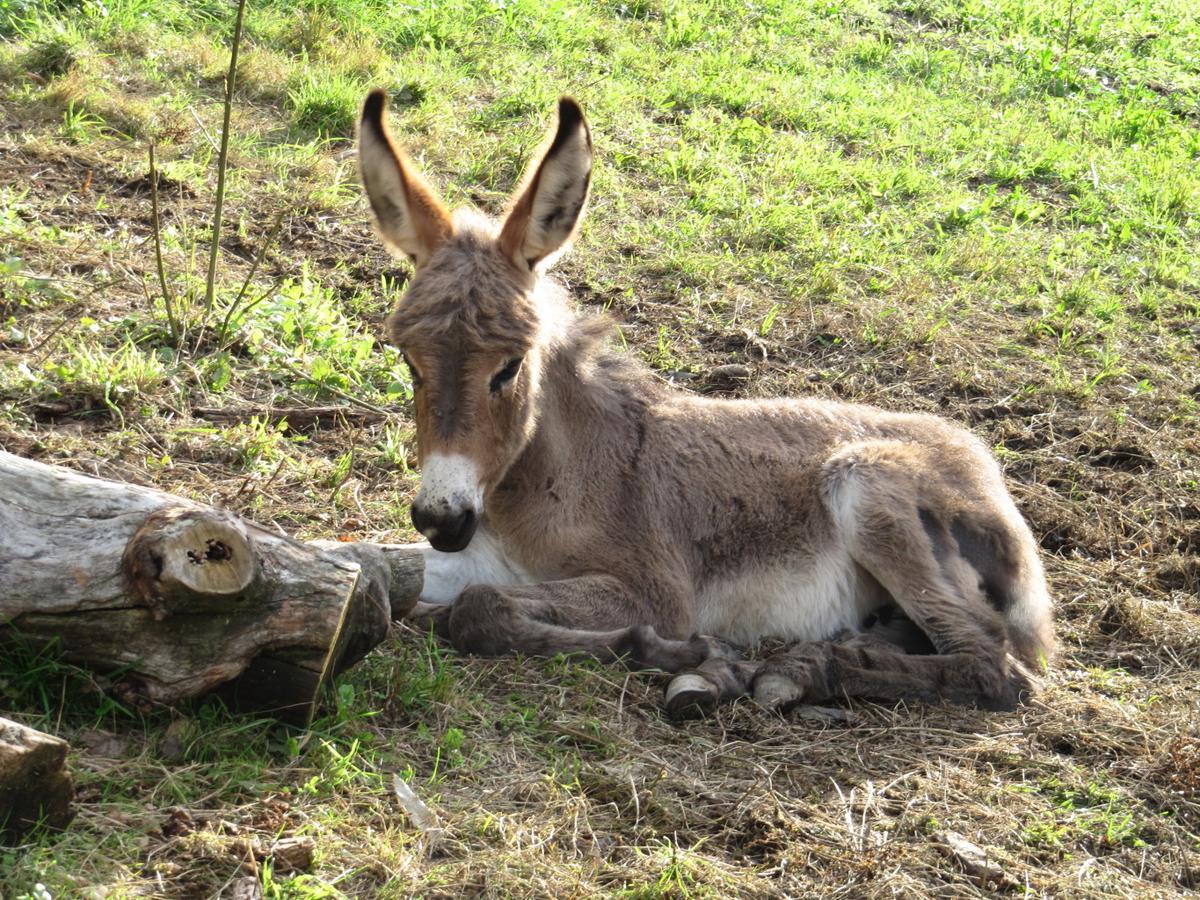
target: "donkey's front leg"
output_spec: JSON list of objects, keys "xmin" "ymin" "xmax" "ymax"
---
[
  {"xmin": 406, "ymin": 600, "xmax": 455, "ymax": 640},
  {"xmin": 435, "ymin": 575, "xmax": 736, "ymax": 673}
]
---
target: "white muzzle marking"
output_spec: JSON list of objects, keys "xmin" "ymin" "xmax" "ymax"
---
[{"xmin": 416, "ymin": 453, "xmax": 484, "ymax": 518}]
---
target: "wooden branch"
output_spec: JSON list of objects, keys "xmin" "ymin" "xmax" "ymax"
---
[
  {"xmin": 0, "ymin": 717, "xmax": 74, "ymax": 841},
  {"xmin": 192, "ymin": 404, "xmax": 389, "ymax": 431},
  {"xmin": 0, "ymin": 451, "xmax": 425, "ymax": 725},
  {"xmin": 312, "ymin": 540, "xmax": 426, "ymax": 621}
]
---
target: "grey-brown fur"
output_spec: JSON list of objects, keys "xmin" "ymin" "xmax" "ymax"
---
[{"xmin": 358, "ymin": 91, "xmax": 1055, "ymax": 718}]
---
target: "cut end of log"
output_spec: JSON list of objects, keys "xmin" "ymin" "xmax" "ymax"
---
[
  {"xmin": 313, "ymin": 541, "xmax": 426, "ymax": 621},
  {"xmin": 123, "ymin": 507, "xmax": 258, "ymax": 616}
]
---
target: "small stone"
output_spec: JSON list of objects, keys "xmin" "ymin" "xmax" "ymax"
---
[
  {"xmin": 269, "ymin": 835, "xmax": 316, "ymax": 874},
  {"xmin": 159, "ymin": 718, "xmax": 191, "ymax": 760},
  {"xmin": 77, "ymin": 728, "xmax": 130, "ymax": 758},
  {"xmin": 708, "ymin": 364, "xmax": 750, "ymax": 382},
  {"xmin": 161, "ymin": 806, "xmax": 194, "ymax": 838},
  {"xmin": 223, "ymin": 876, "xmax": 263, "ymax": 900}
]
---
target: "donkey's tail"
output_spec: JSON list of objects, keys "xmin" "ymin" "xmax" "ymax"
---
[{"xmin": 1004, "ymin": 548, "xmax": 1056, "ymax": 670}]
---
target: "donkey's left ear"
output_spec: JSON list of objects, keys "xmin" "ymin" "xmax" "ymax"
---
[{"xmin": 499, "ymin": 97, "xmax": 593, "ymax": 269}]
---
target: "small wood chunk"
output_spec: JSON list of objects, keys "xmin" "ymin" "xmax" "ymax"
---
[{"xmin": 0, "ymin": 717, "xmax": 74, "ymax": 841}]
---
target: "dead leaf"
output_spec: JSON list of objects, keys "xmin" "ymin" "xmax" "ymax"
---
[
  {"xmin": 268, "ymin": 835, "xmax": 315, "ymax": 874},
  {"xmin": 935, "ymin": 831, "xmax": 1019, "ymax": 889},
  {"xmin": 392, "ymin": 772, "xmax": 444, "ymax": 854},
  {"xmin": 161, "ymin": 806, "xmax": 195, "ymax": 838},
  {"xmin": 77, "ymin": 728, "xmax": 131, "ymax": 758}
]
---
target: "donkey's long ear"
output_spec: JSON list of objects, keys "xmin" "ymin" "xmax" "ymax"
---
[
  {"xmin": 498, "ymin": 97, "xmax": 593, "ymax": 269},
  {"xmin": 358, "ymin": 89, "xmax": 453, "ymax": 268}
]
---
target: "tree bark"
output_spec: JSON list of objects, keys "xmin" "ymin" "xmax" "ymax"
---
[
  {"xmin": 0, "ymin": 716, "xmax": 73, "ymax": 841},
  {"xmin": 0, "ymin": 450, "xmax": 425, "ymax": 725}
]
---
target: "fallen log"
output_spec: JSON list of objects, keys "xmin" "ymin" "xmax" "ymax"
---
[
  {"xmin": 0, "ymin": 716, "xmax": 74, "ymax": 841},
  {"xmin": 0, "ymin": 450, "xmax": 425, "ymax": 725}
]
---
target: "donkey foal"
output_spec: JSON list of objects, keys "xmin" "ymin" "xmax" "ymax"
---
[{"xmin": 357, "ymin": 90, "xmax": 1054, "ymax": 718}]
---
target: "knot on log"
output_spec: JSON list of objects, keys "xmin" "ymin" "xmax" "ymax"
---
[{"xmin": 123, "ymin": 507, "xmax": 259, "ymax": 619}]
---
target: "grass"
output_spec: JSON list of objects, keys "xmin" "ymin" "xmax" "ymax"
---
[{"xmin": 1, "ymin": 0, "xmax": 1199, "ymax": 896}]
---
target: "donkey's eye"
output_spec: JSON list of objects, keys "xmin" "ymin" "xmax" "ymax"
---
[
  {"xmin": 402, "ymin": 353, "xmax": 423, "ymax": 387},
  {"xmin": 489, "ymin": 357, "xmax": 524, "ymax": 393}
]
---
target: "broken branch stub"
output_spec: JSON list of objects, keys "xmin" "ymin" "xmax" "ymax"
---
[{"xmin": 124, "ymin": 507, "xmax": 258, "ymax": 619}]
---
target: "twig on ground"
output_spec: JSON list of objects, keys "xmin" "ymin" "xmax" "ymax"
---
[
  {"xmin": 392, "ymin": 773, "xmax": 444, "ymax": 854},
  {"xmin": 192, "ymin": 403, "xmax": 389, "ymax": 431},
  {"xmin": 935, "ymin": 831, "xmax": 1020, "ymax": 889}
]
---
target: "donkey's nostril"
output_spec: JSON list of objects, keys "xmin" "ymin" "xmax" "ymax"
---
[{"xmin": 411, "ymin": 503, "xmax": 433, "ymax": 537}]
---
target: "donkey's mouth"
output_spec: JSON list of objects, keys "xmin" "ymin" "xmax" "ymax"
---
[
  {"xmin": 421, "ymin": 508, "xmax": 478, "ymax": 553},
  {"xmin": 429, "ymin": 531, "xmax": 474, "ymax": 553}
]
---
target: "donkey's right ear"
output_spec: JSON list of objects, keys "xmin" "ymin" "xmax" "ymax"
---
[
  {"xmin": 358, "ymin": 89, "xmax": 453, "ymax": 268},
  {"xmin": 498, "ymin": 97, "xmax": 593, "ymax": 270}
]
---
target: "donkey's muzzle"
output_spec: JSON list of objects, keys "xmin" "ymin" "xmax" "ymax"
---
[{"xmin": 412, "ymin": 504, "xmax": 478, "ymax": 553}]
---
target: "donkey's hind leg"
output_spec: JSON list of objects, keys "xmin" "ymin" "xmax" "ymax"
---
[
  {"xmin": 749, "ymin": 440, "xmax": 1032, "ymax": 710},
  {"xmin": 750, "ymin": 636, "xmax": 1029, "ymax": 711},
  {"xmin": 666, "ymin": 440, "xmax": 1035, "ymax": 718},
  {"xmin": 667, "ymin": 614, "xmax": 1030, "ymax": 719},
  {"xmin": 662, "ymin": 631, "xmax": 970, "ymax": 719},
  {"xmin": 436, "ymin": 575, "xmax": 737, "ymax": 673}
]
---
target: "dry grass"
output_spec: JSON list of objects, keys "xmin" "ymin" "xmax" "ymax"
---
[{"xmin": 2, "ymin": 138, "xmax": 1197, "ymax": 900}]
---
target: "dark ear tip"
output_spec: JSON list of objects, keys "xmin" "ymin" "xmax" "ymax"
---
[
  {"xmin": 557, "ymin": 96, "xmax": 585, "ymax": 129},
  {"xmin": 361, "ymin": 89, "xmax": 388, "ymax": 129}
]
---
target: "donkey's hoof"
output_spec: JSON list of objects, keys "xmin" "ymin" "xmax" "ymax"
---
[
  {"xmin": 664, "ymin": 673, "xmax": 718, "ymax": 720},
  {"xmin": 752, "ymin": 672, "xmax": 803, "ymax": 710},
  {"xmin": 689, "ymin": 633, "xmax": 741, "ymax": 663}
]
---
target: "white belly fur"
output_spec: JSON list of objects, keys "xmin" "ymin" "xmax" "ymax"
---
[
  {"xmin": 694, "ymin": 551, "xmax": 867, "ymax": 646},
  {"xmin": 419, "ymin": 527, "xmax": 534, "ymax": 604}
]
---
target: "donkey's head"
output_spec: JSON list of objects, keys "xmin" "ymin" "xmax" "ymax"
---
[{"xmin": 358, "ymin": 90, "xmax": 592, "ymax": 552}]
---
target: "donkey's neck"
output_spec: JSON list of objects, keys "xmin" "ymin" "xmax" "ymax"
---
[
  {"xmin": 486, "ymin": 313, "xmax": 663, "ymax": 545},
  {"xmin": 532, "ymin": 324, "xmax": 660, "ymax": 477}
]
